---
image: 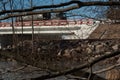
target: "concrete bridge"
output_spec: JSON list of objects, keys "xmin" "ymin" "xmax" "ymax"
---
[
  {"xmin": 0, "ymin": 19, "xmax": 100, "ymax": 48},
  {"xmin": 0, "ymin": 19, "xmax": 100, "ymax": 40}
]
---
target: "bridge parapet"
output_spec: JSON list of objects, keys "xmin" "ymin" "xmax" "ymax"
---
[
  {"xmin": 0, "ymin": 19, "xmax": 94, "ymax": 27},
  {"xmin": 0, "ymin": 19, "xmax": 100, "ymax": 40}
]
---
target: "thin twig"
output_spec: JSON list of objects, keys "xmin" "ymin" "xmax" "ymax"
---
[
  {"xmin": 1, "ymin": 1, "xmax": 120, "ymax": 20},
  {"xmin": 94, "ymin": 63, "xmax": 120, "ymax": 74},
  {"xmin": 1, "ymin": 65, "xmax": 27, "ymax": 74},
  {"xmin": 30, "ymin": 51, "xmax": 120, "ymax": 80},
  {"xmin": 88, "ymin": 66, "xmax": 92, "ymax": 80}
]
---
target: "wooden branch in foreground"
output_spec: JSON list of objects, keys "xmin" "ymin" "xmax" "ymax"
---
[
  {"xmin": 30, "ymin": 51, "xmax": 120, "ymax": 80},
  {"xmin": 0, "ymin": 1, "xmax": 120, "ymax": 15},
  {"xmin": 0, "ymin": 1, "xmax": 120, "ymax": 20},
  {"xmin": 94, "ymin": 63, "xmax": 120, "ymax": 74},
  {"xmin": 1, "ymin": 65, "xmax": 27, "ymax": 74}
]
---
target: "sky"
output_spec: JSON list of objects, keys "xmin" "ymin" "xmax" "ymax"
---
[{"xmin": 0, "ymin": 0, "xmax": 109, "ymax": 22}]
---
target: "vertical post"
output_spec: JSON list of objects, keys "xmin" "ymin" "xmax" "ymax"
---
[
  {"xmin": 9, "ymin": 0, "xmax": 15, "ymax": 46},
  {"xmin": 20, "ymin": 0, "xmax": 24, "ymax": 53},
  {"xmin": 30, "ymin": 0, "xmax": 34, "ymax": 54}
]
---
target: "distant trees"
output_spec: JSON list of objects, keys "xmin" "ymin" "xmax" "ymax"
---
[{"xmin": 107, "ymin": 0, "xmax": 120, "ymax": 21}]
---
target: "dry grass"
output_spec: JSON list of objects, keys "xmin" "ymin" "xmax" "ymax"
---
[
  {"xmin": 89, "ymin": 23, "xmax": 120, "ymax": 39},
  {"xmin": 106, "ymin": 69, "xmax": 120, "ymax": 80}
]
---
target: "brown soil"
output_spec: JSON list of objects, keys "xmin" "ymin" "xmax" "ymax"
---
[{"xmin": 89, "ymin": 23, "xmax": 120, "ymax": 39}]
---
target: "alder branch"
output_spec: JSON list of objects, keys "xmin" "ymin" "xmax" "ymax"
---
[
  {"xmin": 88, "ymin": 66, "xmax": 93, "ymax": 80},
  {"xmin": 0, "ymin": 1, "xmax": 81, "ymax": 15},
  {"xmin": 30, "ymin": 51, "xmax": 120, "ymax": 80},
  {"xmin": 0, "ymin": 1, "xmax": 120, "ymax": 15},
  {"xmin": 65, "ymin": 75, "xmax": 87, "ymax": 80},
  {"xmin": 0, "ymin": 5, "xmax": 79, "ymax": 20},
  {"xmin": 0, "ymin": 65, "xmax": 27, "ymax": 74},
  {"xmin": 94, "ymin": 63, "xmax": 120, "ymax": 74},
  {"xmin": 0, "ymin": 1, "xmax": 120, "ymax": 20}
]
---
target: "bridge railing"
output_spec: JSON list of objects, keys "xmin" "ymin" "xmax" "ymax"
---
[{"xmin": 0, "ymin": 19, "xmax": 94, "ymax": 27}]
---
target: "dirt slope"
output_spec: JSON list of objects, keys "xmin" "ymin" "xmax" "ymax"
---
[{"xmin": 89, "ymin": 23, "xmax": 120, "ymax": 39}]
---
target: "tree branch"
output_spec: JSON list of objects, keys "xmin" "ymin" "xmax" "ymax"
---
[
  {"xmin": 1, "ymin": 65, "xmax": 27, "ymax": 74},
  {"xmin": 94, "ymin": 63, "xmax": 120, "ymax": 74},
  {"xmin": 0, "ymin": 5, "xmax": 78, "ymax": 20},
  {"xmin": 0, "ymin": 1, "xmax": 81, "ymax": 15},
  {"xmin": 30, "ymin": 51, "xmax": 119, "ymax": 80},
  {"xmin": 0, "ymin": 1, "xmax": 120, "ymax": 15},
  {"xmin": 0, "ymin": 1, "xmax": 120, "ymax": 20}
]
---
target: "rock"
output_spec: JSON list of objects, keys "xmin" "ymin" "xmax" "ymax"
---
[
  {"xmin": 112, "ymin": 44, "xmax": 119, "ymax": 51},
  {"xmin": 86, "ymin": 47, "xmax": 92, "ymax": 54},
  {"xmin": 63, "ymin": 49, "xmax": 71, "ymax": 58}
]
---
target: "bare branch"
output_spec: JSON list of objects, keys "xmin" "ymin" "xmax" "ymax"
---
[
  {"xmin": 0, "ymin": 6, "xmax": 78, "ymax": 20},
  {"xmin": 0, "ymin": 1, "xmax": 120, "ymax": 20},
  {"xmin": 0, "ymin": 1, "xmax": 120, "ymax": 15},
  {"xmin": 0, "ymin": 65, "xmax": 27, "ymax": 74},
  {"xmin": 0, "ymin": 1, "xmax": 81, "ymax": 15},
  {"xmin": 30, "ymin": 51, "xmax": 119, "ymax": 80},
  {"xmin": 94, "ymin": 63, "xmax": 120, "ymax": 74}
]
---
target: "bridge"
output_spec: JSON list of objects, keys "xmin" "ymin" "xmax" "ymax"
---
[{"xmin": 0, "ymin": 19, "xmax": 100, "ymax": 39}]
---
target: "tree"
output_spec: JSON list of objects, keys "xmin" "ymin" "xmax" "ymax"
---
[
  {"xmin": 107, "ymin": 0, "xmax": 120, "ymax": 21},
  {"xmin": 0, "ymin": 0, "xmax": 120, "ymax": 80}
]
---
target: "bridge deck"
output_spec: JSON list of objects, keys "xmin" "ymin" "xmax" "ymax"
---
[{"xmin": 0, "ymin": 19, "xmax": 99, "ymax": 39}]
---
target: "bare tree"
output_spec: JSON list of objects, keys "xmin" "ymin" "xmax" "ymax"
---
[
  {"xmin": 107, "ymin": 0, "xmax": 120, "ymax": 21},
  {"xmin": 0, "ymin": 0, "xmax": 120, "ymax": 80}
]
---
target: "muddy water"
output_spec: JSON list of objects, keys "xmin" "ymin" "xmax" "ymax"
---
[
  {"xmin": 0, "ymin": 59, "xmax": 80, "ymax": 80},
  {"xmin": 0, "ymin": 59, "xmax": 48, "ymax": 80},
  {"xmin": 0, "ymin": 60, "xmax": 107, "ymax": 80}
]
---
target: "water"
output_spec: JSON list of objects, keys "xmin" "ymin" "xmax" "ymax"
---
[
  {"xmin": 0, "ymin": 59, "xmax": 79, "ymax": 80},
  {"xmin": 0, "ymin": 59, "xmax": 49, "ymax": 80}
]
